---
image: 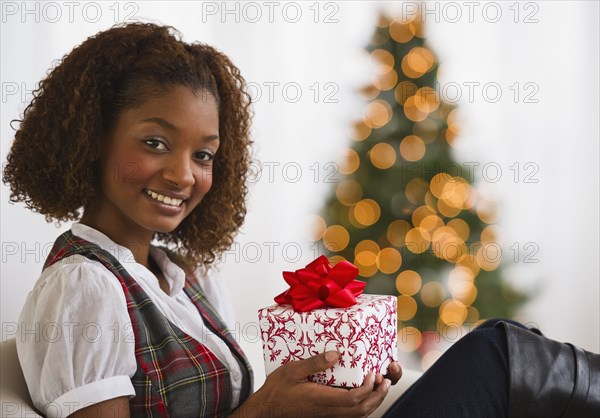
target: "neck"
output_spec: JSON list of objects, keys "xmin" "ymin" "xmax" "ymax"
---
[{"xmin": 80, "ymin": 208, "xmax": 154, "ymax": 268}]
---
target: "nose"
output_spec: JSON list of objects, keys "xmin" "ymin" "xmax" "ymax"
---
[{"xmin": 162, "ymin": 152, "xmax": 195, "ymax": 188}]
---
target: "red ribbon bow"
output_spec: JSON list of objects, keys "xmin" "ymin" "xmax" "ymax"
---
[{"xmin": 274, "ymin": 256, "xmax": 366, "ymax": 312}]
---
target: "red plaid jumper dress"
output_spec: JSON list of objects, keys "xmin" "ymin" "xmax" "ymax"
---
[{"xmin": 43, "ymin": 230, "xmax": 253, "ymax": 417}]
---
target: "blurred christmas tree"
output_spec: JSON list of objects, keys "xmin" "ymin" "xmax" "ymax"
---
[{"xmin": 317, "ymin": 12, "xmax": 527, "ymax": 355}]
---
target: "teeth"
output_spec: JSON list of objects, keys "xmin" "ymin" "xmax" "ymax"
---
[{"xmin": 145, "ymin": 189, "xmax": 183, "ymax": 207}]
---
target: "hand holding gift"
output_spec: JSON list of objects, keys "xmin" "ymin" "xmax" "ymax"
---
[{"xmin": 233, "ymin": 350, "xmax": 393, "ymax": 418}]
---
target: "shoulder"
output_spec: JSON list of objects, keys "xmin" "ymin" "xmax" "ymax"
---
[
  {"xmin": 40, "ymin": 253, "xmax": 124, "ymax": 292},
  {"xmin": 20, "ymin": 255, "xmax": 128, "ymax": 330}
]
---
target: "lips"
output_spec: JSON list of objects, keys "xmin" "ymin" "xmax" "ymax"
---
[{"xmin": 144, "ymin": 188, "xmax": 186, "ymax": 207}]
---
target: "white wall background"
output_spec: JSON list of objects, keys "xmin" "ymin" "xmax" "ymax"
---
[{"xmin": 2, "ymin": 1, "xmax": 598, "ymax": 381}]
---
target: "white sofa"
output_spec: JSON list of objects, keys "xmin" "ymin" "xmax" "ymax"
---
[{"xmin": 0, "ymin": 338, "xmax": 420, "ymax": 417}]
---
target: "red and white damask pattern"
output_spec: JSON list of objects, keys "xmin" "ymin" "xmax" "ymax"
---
[{"xmin": 258, "ymin": 295, "xmax": 398, "ymax": 387}]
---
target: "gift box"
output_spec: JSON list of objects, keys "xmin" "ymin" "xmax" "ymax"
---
[{"xmin": 257, "ymin": 256, "xmax": 398, "ymax": 388}]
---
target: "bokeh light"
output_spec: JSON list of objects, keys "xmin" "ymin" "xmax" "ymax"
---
[
  {"xmin": 351, "ymin": 120, "xmax": 372, "ymax": 141},
  {"xmin": 336, "ymin": 179, "xmax": 363, "ymax": 206},
  {"xmin": 412, "ymin": 205, "xmax": 436, "ymax": 227},
  {"xmin": 424, "ymin": 191, "xmax": 438, "ymax": 211},
  {"xmin": 481, "ymin": 224, "xmax": 501, "ymax": 243},
  {"xmin": 403, "ymin": 96, "xmax": 429, "ymax": 122},
  {"xmin": 476, "ymin": 242, "xmax": 501, "ymax": 271},
  {"xmin": 338, "ymin": 148, "xmax": 360, "ymax": 175},
  {"xmin": 420, "ymin": 214, "xmax": 444, "ymax": 234},
  {"xmin": 399, "ymin": 135, "xmax": 426, "ymax": 161},
  {"xmin": 357, "ymin": 84, "xmax": 380, "ymax": 101},
  {"xmin": 438, "ymin": 198, "xmax": 462, "ymax": 218},
  {"xmin": 370, "ymin": 49, "xmax": 395, "ymax": 74},
  {"xmin": 376, "ymin": 247, "xmax": 402, "ymax": 274},
  {"xmin": 401, "ymin": 47, "xmax": 435, "ymax": 78},
  {"xmin": 448, "ymin": 267, "xmax": 477, "ymax": 306},
  {"xmin": 355, "ymin": 239, "xmax": 381, "ymax": 256},
  {"xmin": 406, "ymin": 227, "xmax": 431, "ymax": 254},
  {"xmin": 421, "ymin": 281, "xmax": 446, "ymax": 307},
  {"xmin": 396, "ymin": 270, "xmax": 422, "ymax": 296},
  {"xmin": 356, "ymin": 250, "xmax": 377, "ymax": 266},
  {"xmin": 398, "ymin": 326, "xmax": 422, "ymax": 352},
  {"xmin": 352, "ymin": 199, "xmax": 381, "ymax": 226},
  {"xmin": 397, "ymin": 295, "xmax": 418, "ymax": 320},
  {"xmin": 439, "ymin": 300, "xmax": 468, "ymax": 325},
  {"xmin": 389, "ymin": 19, "xmax": 415, "ymax": 43},
  {"xmin": 466, "ymin": 306, "xmax": 480, "ymax": 322},
  {"xmin": 394, "ymin": 80, "xmax": 418, "ymax": 105},
  {"xmin": 413, "ymin": 87, "xmax": 440, "ymax": 113},
  {"xmin": 364, "ymin": 100, "xmax": 393, "ymax": 128},
  {"xmin": 456, "ymin": 253, "xmax": 481, "ymax": 277},
  {"xmin": 354, "ymin": 250, "xmax": 379, "ymax": 277},
  {"xmin": 328, "ymin": 255, "xmax": 347, "ymax": 266},
  {"xmin": 447, "ymin": 218, "xmax": 470, "ymax": 241},
  {"xmin": 322, "ymin": 225, "xmax": 350, "ymax": 252},
  {"xmin": 431, "ymin": 226, "xmax": 457, "ymax": 259},
  {"xmin": 387, "ymin": 220, "xmax": 412, "ymax": 247},
  {"xmin": 373, "ymin": 69, "xmax": 398, "ymax": 91},
  {"xmin": 370, "ymin": 143, "xmax": 397, "ymax": 169},
  {"xmin": 439, "ymin": 236, "xmax": 467, "ymax": 263},
  {"xmin": 405, "ymin": 178, "xmax": 429, "ymax": 204}
]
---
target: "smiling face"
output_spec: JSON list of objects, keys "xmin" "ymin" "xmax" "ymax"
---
[{"xmin": 85, "ymin": 85, "xmax": 219, "ymax": 244}]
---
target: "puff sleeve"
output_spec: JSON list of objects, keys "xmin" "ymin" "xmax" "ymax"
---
[{"xmin": 16, "ymin": 255, "xmax": 137, "ymax": 418}]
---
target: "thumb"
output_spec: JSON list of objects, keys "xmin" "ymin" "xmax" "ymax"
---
[{"xmin": 283, "ymin": 351, "xmax": 340, "ymax": 381}]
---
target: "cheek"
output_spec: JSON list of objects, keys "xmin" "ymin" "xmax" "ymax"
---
[
  {"xmin": 195, "ymin": 168, "xmax": 214, "ymax": 193},
  {"xmin": 107, "ymin": 157, "xmax": 156, "ymax": 187}
]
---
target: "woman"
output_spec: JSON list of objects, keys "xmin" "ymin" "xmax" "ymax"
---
[{"xmin": 3, "ymin": 22, "xmax": 597, "ymax": 418}]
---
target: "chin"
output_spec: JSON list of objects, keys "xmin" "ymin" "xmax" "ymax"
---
[
  {"xmin": 145, "ymin": 219, "xmax": 184, "ymax": 235},
  {"xmin": 154, "ymin": 225, "xmax": 181, "ymax": 234}
]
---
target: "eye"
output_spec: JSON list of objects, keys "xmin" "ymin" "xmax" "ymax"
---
[
  {"xmin": 144, "ymin": 138, "xmax": 168, "ymax": 151},
  {"xmin": 194, "ymin": 150, "xmax": 215, "ymax": 162}
]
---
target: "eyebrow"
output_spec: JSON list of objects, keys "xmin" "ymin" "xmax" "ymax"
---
[{"xmin": 141, "ymin": 117, "xmax": 219, "ymax": 142}]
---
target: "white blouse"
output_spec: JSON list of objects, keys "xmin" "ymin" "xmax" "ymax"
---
[{"xmin": 16, "ymin": 222, "xmax": 245, "ymax": 418}]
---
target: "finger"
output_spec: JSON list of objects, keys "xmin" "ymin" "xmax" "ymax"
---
[
  {"xmin": 311, "ymin": 373, "xmax": 377, "ymax": 414},
  {"xmin": 375, "ymin": 373, "xmax": 383, "ymax": 386},
  {"xmin": 342, "ymin": 372, "xmax": 376, "ymax": 405},
  {"xmin": 281, "ymin": 351, "xmax": 340, "ymax": 381},
  {"xmin": 335, "ymin": 378, "xmax": 391, "ymax": 417},
  {"xmin": 385, "ymin": 361, "xmax": 403, "ymax": 385},
  {"xmin": 294, "ymin": 373, "xmax": 384, "ymax": 415},
  {"xmin": 361, "ymin": 378, "xmax": 391, "ymax": 417},
  {"xmin": 375, "ymin": 378, "xmax": 391, "ymax": 393},
  {"xmin": 289, "ymin": 374, "xmax": 374, "ymax": 407}
]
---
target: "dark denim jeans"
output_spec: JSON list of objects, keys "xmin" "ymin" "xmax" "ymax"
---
[{"xmin": 382, "ymin": 318, "xmax": 527, "ymax": 418}]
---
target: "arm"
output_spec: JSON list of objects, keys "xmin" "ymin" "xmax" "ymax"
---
[
  {"xmin": 231, "ymin": 351, "xmax": 395, "ymax": 418},
  {"xmin": 68, "ymin": 397, "xmax": 130, "ymax": 418}
]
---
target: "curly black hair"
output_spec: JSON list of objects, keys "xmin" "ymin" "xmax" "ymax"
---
[{"xmin": 2, "ymin": 22, "xmax": 254, "ymax": 269}]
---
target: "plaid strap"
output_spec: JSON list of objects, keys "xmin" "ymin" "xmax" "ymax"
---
[
  {"xmin": 44, "ymin": 230, "xmax": 253, "ymax": 417},
  {"xmin": 182, "ymin": 281, "xmax": 254, "ymax": 403}
]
